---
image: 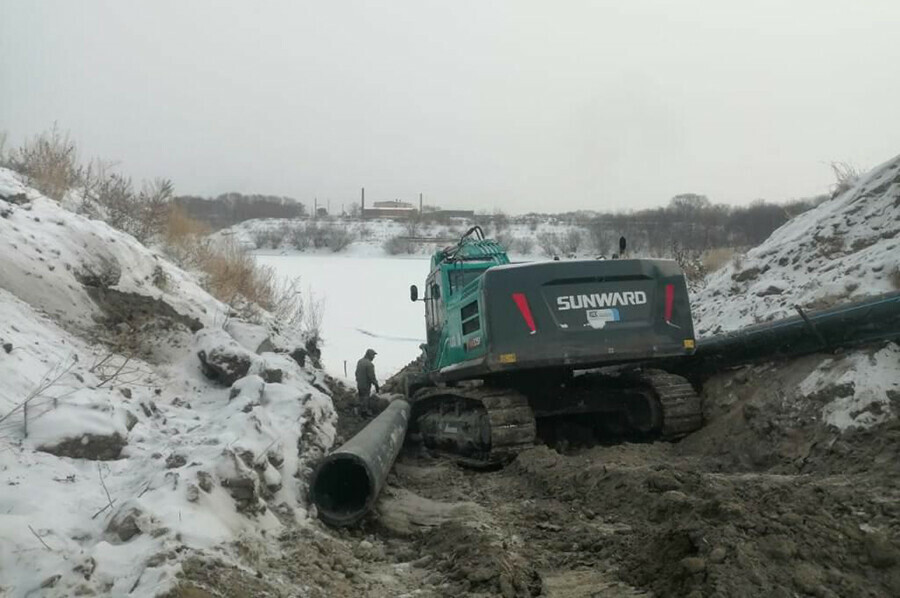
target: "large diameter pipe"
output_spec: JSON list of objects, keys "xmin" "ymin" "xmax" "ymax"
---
[
  {"xmin": 310, "ymin": 399, "xmax": 410, "ymax": 527},
  {"xmin": 695, "ymin": 291, "xmax": 900, "ymax": 369}
]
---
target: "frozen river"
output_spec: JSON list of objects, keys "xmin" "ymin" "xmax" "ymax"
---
[{"xmin": 255, "ymin": 253, "xmax": 430, "ymax": 385}]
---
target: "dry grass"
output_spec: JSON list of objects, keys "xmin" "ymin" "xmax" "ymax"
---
[
  {"xmin": 4, "ymin": 124, "xmax": 82, "ymax": 201},
  {"xmin": 702, "ymin": 247, "xmax": 738, "ymax": 273},
  {"xmin": 200, "ymin": 241, "xmax": 276, "ymax": 309},
  {"xmin": 163, "ymin": 207, "xmax": 277, "ymax": 309},
  {"xmin": 163, "ymin": 205, "xmax": 211, "ymax": 263},
  {"xmin": 830, "ymin": 161, "xmax": 862, "ymax": 199}
]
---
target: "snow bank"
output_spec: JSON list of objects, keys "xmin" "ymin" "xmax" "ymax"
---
[
  {"xmin": 0, "ymin": 167, "xmax": 224, "ymax": 335},
  {"xmin": 0, "ymin": 170, "xmax": 337, "ymax": 597},
  {"xmin": 693, "ymin": 154, "xmax": 900, "ymax": 335},
  {"xmin": 799, "ymin": 343, "xmax": 900, "ymax": 431}
]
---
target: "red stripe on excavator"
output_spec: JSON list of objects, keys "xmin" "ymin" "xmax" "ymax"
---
[
  {"xmin": 512, "ymin": 293, "xmax": 536, "ymax": 333},
  {"xmin": 664, "ymin": 283, "xmax": 675, "ymax": 322}
]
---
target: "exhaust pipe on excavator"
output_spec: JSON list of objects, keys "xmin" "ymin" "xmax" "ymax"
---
[{"xmin": 310, "ymin": 399, "xmax": 410, "ymax": 527}]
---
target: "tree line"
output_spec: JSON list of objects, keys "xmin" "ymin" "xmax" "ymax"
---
[
  {"xmin": 174, "ymin": 192, "xmax": 307, "ymax": 230},
  {"xmin": 518, "ymin": 193, "xmax": 830, "ymax": 256}
]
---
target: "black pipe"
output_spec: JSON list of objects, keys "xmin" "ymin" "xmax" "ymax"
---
[
  {"xmin": 677, "ymin": 291, "xmax": 900, "ymax": 377},
  {"xmin": 310, "ymin": 399, "xmax": 410, "ymax": 527}
]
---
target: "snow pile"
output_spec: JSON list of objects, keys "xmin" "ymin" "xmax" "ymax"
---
[
  {"xmin": 799, "ymin": 343, "xmax": 900, "ymax": 431},
  {"xmin": 0, "ymin": 169, "xmax": 223, "ymax": 337},
  {"xmin": 0, "ymin": 168, "xmax": 336, "ymax": 597},
  {"xmin": 693, "ymin": 154, "xmax": 900, "ymax": 335}
]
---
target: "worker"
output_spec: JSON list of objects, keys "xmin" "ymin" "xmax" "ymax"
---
[{"xmin": 355, "ymin": 348, "xmax": 380, "ymax": 416}]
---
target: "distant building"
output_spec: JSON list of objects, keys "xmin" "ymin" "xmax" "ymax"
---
[
  {"xmin": 363, "ymin": 199, "xmax": 419, "ymax": 219},
  {"xmin": 359, "ymin": 196, "xmax": 474, "ymax": 221},
  {"xmin": 373, "ymin": 200, "xmax": 414, "ymax": 209}
]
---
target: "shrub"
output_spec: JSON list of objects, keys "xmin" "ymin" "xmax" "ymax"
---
[
  {"xmin": 671, "ymin": 241, "xmax": 707, "ymax": 288},
  {"xmin": 830, "ymin": 161, "xmax": 861, "ymax": 199},
  {"xmin": 81, "ymin": 167, "xmax": 174, "ymax": 243},
  {"xmin": 270, "ymin": 276, "xmax": 324, "ymax": 342},
  {"xmin": 133, "ymin": 178, "xmax": 175, "ymax": 242},
  {"xmin": 289, "ymin": 222, "xmax": 312, "ymax": 250},
  {"xmin": 163, "ymin": 207, "xmax": 223, "ymax": 282},
  {"xmin": 253, "ymin": 227, "xmax": 283, "ymax": 250},
  {"xmin": 384, "ymin": 235, "xmax": 413, "ymax": 255},
  {"xmin": 536, "ymin": 232, "xmax": 558, "ymax": 257},
  {"xmin": 559, "ymin": 229, "xmax": 582, "ymax": 255},
  {"xmin": 702, "ymin": 247, "xmax": 737, "ymax": 273},
  {"xmin": 511, "ymin": 236, "xmax": 535, "ymax": 255},
  {"xmin": 200, "ymin": 240, "xmax": 276, "ymax": 309},
  {"xmin": 495, "ymin": 231, "xmax": 514, "ymax": 251},
  {"xmin": 325, "ymin": 225, "xmax": 355, "ymax": 252},
  {"xmin": 5, "ymin": 124, "xmax": 82, "ymax": 201}
]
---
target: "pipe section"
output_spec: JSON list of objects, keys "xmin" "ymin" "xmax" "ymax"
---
[
  {"xmin": 679, "ymin": 291, "xmax": 900, "ymax": 376},
  {"xmin": 310, "ymin": 399, "xmax": 410, "ymax": 527}
]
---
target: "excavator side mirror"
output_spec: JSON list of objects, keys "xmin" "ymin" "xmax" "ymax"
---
[{"xmin": 410, "ymin": 285, "xmax": 419, "ymax": 302}]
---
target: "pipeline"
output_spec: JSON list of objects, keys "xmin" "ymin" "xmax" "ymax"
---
[
  {"xmin": 310, "ymin": 399, "xmax": 410, "ymax": 527},
  {"xmin": 682, "ymin": 291, "xmax": 900, "ymax": 376}
]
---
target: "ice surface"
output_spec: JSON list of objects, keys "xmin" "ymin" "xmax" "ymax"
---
[{"xmin": 256, "ymin": 254, "xmax": 430, "ymax": 382}]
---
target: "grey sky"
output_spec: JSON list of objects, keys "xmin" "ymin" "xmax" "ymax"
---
[{"xmin": 2, "ymin": 0, "xmax": 899, "ymax": 214}]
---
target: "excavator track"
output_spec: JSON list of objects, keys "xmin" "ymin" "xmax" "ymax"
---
[
  {"xmin": 639, "ymin": 370, "xmax": 704, "ymax": 439},
  {"xmin": 410, "ymin": 386, "xmax": 536, "ymax": 467},
  {"xmin": 409, "ymin": 370, "xmax": 702, "ymax": 466}
]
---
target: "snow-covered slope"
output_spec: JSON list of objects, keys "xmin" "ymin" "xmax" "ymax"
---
[
  {"xmin": 0, "ymin": 168, "xmax": 336, "ymax": 597},
  {"xmin": 694, "ymin": 155, "xmax": 900, "ymax": 336}
]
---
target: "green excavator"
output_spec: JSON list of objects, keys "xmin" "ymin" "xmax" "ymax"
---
[{"xmin": 406, "ymin": 226, "xmax": 703, "ymax": 465}]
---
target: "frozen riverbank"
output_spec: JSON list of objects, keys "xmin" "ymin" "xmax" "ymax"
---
[{"xmin": 256, "ymin": 253, "xmax": 429, "ymax": 383}]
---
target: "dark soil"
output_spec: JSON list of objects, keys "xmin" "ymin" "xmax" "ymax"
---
[{"xmin": 173, "ymin": 349, "xmax": 900, "ymax": 597}]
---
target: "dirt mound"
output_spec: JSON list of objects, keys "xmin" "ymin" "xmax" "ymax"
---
[
  {"xmin": 509, "ymin": 442, "xmax": 900, "ymax": 598},
  {"xmin": 681, "ymin": 342, "xmax": 900, "ymax": 476}
]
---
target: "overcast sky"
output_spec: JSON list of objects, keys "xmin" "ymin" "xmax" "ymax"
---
[{"xmin": 2, "ymin": 1, "xmax": 898, "ymax": 214}]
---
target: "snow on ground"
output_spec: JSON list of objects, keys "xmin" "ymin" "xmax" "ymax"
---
[
  {"xmin": 256, "ymin": 254, "xmax": 430, "ymax": 383},
  {"xmin": 0, "ymin": 169, "xmax": 223, "ymax": 336},
  {"xmin": 0, "ymin": 168, "xmax": 336, "ymax": 597},
  {"xmin": 691, "ymin": 154, "xmax": 900, "ymax": 433},
  {"xmin": 799, "ymin": 343, "xmax": 900, "ymax": 431},
  {"xmin": 693, "ymin": 153, "xmax": 900, "ymax": 335}
]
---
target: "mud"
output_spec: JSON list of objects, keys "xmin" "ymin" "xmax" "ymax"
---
[{"xmin": 174, "ymin": 348, "xmax": 900, "ymax": 597}]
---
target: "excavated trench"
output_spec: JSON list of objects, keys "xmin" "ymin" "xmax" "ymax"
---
[{"xmin": 172, "ymin": 346, "xmax": 900, "ymax": 597}]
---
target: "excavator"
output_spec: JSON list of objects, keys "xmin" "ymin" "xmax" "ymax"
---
[{"xmin": 405, "ymin": 226, "xmax": 703, "ymax": 466}]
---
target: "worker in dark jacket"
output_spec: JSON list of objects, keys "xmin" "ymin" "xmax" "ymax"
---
[{"xmin": 355, "ymin": 349, "xmax": 380, "ymax": 415}]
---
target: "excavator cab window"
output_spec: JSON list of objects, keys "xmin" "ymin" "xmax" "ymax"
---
[{"xmin": 448, "ymin": 267, "xmax": 487, "ymax": 295}]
